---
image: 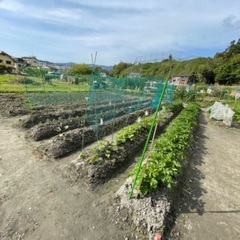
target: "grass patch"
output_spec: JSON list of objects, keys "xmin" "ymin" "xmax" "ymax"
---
[{"xmin": 0, "ymin": 74, "xmax": 89, "ymax": 93}]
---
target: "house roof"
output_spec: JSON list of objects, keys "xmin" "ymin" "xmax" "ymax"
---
[
  {"xmin": 14, "ymin": 57, "xmax": 26, "ymax": 63},
  {"xmin": 129, "ymin": 72, "xmax": 141, "ymax": 77},
  {"xmin": 0, "ymin": 51, "xmax": 16, "ymax": 62},
  {"xmin": 171, "ymin": 74, "xmax": 192, "ymax": 78},
  {"xmin": 22, "ymin": 56, "xmax": 37, "ymax": 60}
]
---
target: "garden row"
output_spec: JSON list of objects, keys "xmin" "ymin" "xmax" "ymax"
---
[
  {"xmin": 39, "ymin": 107, "xmax": 156, "ymax": 159},
  {"xmin": 25, "ymin": 90, "xmax": 125, "ymax": 106},
  {"xmin": 65, "ymin": 101, "xmax": 183, "ymax": 187},
  {"xmin": 22, "ymin": 97, "xmax": 151, "ymax": 128},
  {"xmin": 26, "ymin": 101, "xmax": 151, "ymax": 141},
  {"xmin": 31, "ymin": 100, "xmax": 152, "ymax": 141},
  {"xmin": 0, "ymin": 93, "xmax": 29, "ymax": 116},
  {"xmin": 25, "ymin": 89, "xmax": 147, "ymax": 107},
  {"xmin": 135, "ymin": 102, "xmax": 200, "ymax": 195},
  {"xmin": 112, "ymin": 103, "xmax": 200, "ymax": 240}
]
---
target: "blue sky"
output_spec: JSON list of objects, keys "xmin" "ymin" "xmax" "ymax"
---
[{"xmin": 1, "ymin": 0, "xmax": 240, "ymax": 65}]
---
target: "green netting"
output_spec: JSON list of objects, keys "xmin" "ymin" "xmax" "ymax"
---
[
  {"xmin": 23, "ymin": 71, "xmax": 174, "ymax": 135},
  {"xmin": 86, "ymin": 75, "xmax": 149, "ymax": 128},
  {"xmin": 23, "ymin": 73, "xmax": 90, "ymax": 107},
  {"xmin": 85, "ymin": 74, "xmax": 174, "ymax": 130},
  {"xmin": 152, "ymin": 82, "xmax": 175, "ymax": 108},
  {"xmin": 25, "ymin": 92, "xmax": 89, "ymax": 106},
  {"xmin": 23, "ymin": 71, "xmax": 175, "ymax": 151},
  {"xmin": 23, "ymin": 71, "xmax": 174, "ymax": 114}
]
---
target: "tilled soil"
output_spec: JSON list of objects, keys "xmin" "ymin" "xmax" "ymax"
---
[
  {"xmin": 1, "ymin": 94, "xmax": 240, "ymax": 240},
  {"xmin": 0, "ymin": 114, "xmax": 140, "ymax": 240}
]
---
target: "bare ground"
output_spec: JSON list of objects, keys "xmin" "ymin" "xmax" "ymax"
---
[
  {"xmin": 0, "ymin": 115, "xmax": 139, "ymax": 240},
  {"xmin": 169, "ymin": 110, "xmax": 240, "ymax": 240},
  {"xmin": 1, "ymin": 109, "xmax": 240, "ymax": 240}
]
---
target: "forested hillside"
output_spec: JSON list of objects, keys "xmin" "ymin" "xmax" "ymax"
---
[{"xmin": 110, "ymin": 39, "xmax": 240, "ymax": 85}]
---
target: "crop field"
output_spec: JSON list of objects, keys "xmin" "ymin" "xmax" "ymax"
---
[
  {"xmin": 1, "ymin": 90, "xmax": 197, "ymax": 238},
  {"xmin": 1, "ymin": 79, "xmax": 240, "ymax": 239},
  {"xmin": 20, "ymin": 90, "xmax": 155, "ymax": 154}
]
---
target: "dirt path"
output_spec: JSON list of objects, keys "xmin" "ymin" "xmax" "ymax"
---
[
  {"xmin": 0, "ymin": 114, "xmax": 137, "ymax": 240},
  {"xmin": 170, "ymin": 110, "xmax": 240, "ymax": 240}
]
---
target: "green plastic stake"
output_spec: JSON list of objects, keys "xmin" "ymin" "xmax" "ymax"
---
[{"xmin": 128, "ymin": 79, "xmax": 169, "ymax": 199}]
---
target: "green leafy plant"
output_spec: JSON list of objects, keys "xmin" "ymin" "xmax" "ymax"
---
[
  {"xmin": 115, "ymin": 124, "xmax": 143, "ymax": 144},
  {"xmin": 115, "ymin": 113, "xmax": 164, "ymax": 144},
  {"xmin": 86, "ymin": 155, "xmax": 99, "ymax": 164},
  {"xmin": 133, "ymin": 103, "xmax": 199, "ymax": 195},
  {"xmin": 86, "ymin": 140, "xmax": 117, "ymax": 164},
  {"xmin": 79, "ymin": 151, "xmax": 86, "ymax": 158}
]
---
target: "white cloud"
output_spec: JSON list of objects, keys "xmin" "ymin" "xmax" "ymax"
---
[
  {"xmin": 0, "ymin": 0, "xmax": 21, "ymax": 10},
  {"xmin": 1, "ymin": 0, "xmax": 240, "ymax": 64},
  {"xmin": 67, "ymin": 0, "xmax": 162, "ymax": 11}
]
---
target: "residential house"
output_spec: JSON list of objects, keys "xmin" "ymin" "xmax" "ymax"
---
[
  {"xmin": 129, "ymin": 72, "xmax": 141, "ymax": 78},
  {"xmin": 22, "ymin": 56, "xmax": 38, "ymax": 67},
  {"xmin": 14, "ymin": 57, "xmax": 28, "ymax": 70},
  {"xmin": 100, "ymin": 72, "xmax": 107, "ymax": 78},
  {"xmin": 0, "ymin": 51, "xmax": 15, "ymax": 69},
  {"xmin": 169, "ymin": 75, "xmax": 195, "ymax": 86}
]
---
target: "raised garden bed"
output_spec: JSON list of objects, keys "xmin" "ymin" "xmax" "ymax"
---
[
  {"xmin": 0, "ymin": 93, "xmax": 29, "ymax": 116},
  {"xmin": 30, "ymin": 99, "xmax": 152, "ymax": 141},
  {"xmin": 111, "ymin": 103, "xmax": 200, "ymax": 240},
  {"xmin": 22, "ymin": 108, "xmax": 86, "ymax": 128},
  {"xmin": 31, "ymin": 116, "xmax": 86, "ymax": 141},
  {"xmin": 64, "ymin": 102, "xmax": 183, "ymax": 188},
  {"xmin": 39, "ymin": 108, "xmax": 155, "ymax": 159},
  {"xmin": 22, "ymin": 98, "xmax": 151, "ymax": 128}
]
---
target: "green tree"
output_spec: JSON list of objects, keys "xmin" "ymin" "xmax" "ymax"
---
[
  {"xmin": 215, "ymin": 64, "xmax": 234, "ymax": 85},
  {"xmin": 107, "ymin": 39, "xmax": 240, "ymax": 84},
  {"xmin": 23, "ymin": 67, "xmax": 47, "ymax": 77},
  {"xmin": 0, "ymin": 65, "xmax": 14, "ymax": 74},
  {"xmin": 109, "ymin": 62, "xmax": 132, "ymax": 77},
  {"xmin": 69, "ymin": 63, "xmax": 92, "ymax": 75},
  {"xmin": 200, "ymin": 67, "xmax": 215, "ymax": 84}
]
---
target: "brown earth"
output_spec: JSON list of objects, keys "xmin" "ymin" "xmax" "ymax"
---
[
  {"xmin": 0, "ymin": 114, "xmax": 140, "ymax": 240},
  {"xmin": 1, "ymin": 102, "xmax": 240, "ymax": 240}
]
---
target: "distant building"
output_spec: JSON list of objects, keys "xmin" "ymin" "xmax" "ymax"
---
[
  {"xmin": 40, "ymin": 64, "xmax": 50, "ymax": 71},
  {"xmin": 14, "ymin": 57, "xmax": 28, "ymax": 70},
  {"xmin": 0, "ymin": 51, "xmax": 15, "ymax": 69},
  {"xmin": 169, "ymin": 75, "xmax": 195, "ymax": 86},
  {"xmin": 129, "ymin": 72, "xmax": 141, "ymax": 78},
  {"xmin": 38, "ymin": 61, "xmax": 60, "ymax": 71},
  {"xmin": 22, "ymin": 56, "xmax": 38, "ymax": 67},
  {"xmin": 100, "ymin": 72, "xmax": 107, "ymax": 78}
]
